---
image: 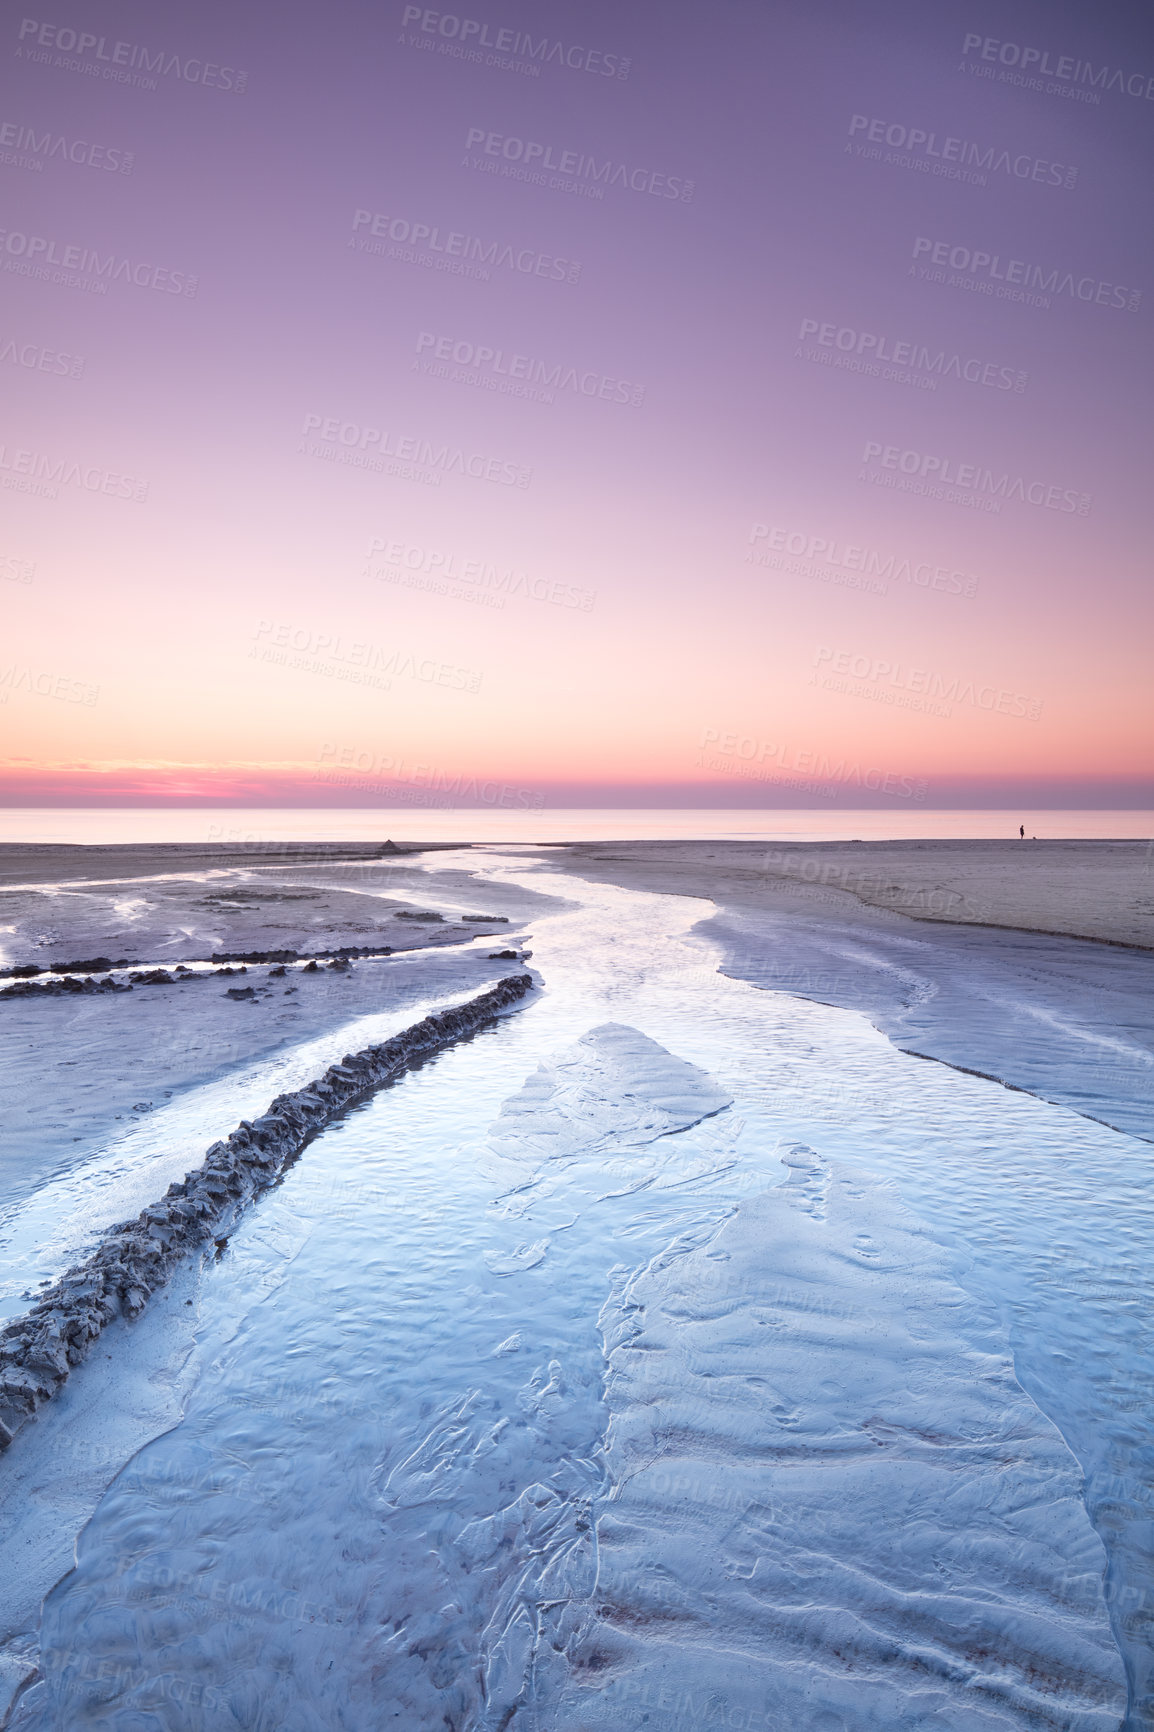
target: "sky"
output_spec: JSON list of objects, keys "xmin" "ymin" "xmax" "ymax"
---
[{"xmin": 1, "ymin": 0, "xmax": 1152, "ymax": 810}]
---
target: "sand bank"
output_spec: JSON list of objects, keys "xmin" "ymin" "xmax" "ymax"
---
[
  {"xmin": 0, "ymin": 840, "xmax": 460, "ymax": 891},
  {"xmin": 531, "ymin": 839, "xmax": 1154, "ymax": 1140},
  {"xmin": 538, "ymin": 837, "xmax": 1153, "ymax": 949}
]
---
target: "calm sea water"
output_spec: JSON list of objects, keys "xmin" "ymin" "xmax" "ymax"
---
[{"xmin": 0, "ymin": 808, "xmax": 1149, "ymax": 844}]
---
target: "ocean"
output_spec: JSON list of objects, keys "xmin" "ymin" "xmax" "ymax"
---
[{"xmin": 0, "ymin": 807, "xmax": 1150, "ymax": 844}]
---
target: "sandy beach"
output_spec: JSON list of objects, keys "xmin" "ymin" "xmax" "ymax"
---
[{"xmin": 535, "ymin": 837, "xmax": 1154, "ymax": 949}]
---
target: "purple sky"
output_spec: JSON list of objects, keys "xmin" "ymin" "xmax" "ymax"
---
[{"xmin": 2, "ymin": 0, "xmax": 1152, "ymax": 808}]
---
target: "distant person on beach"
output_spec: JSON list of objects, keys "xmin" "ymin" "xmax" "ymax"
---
[{"xmin": 1019, "ymin": 824, "xmax": 1025, "ymax": 839}]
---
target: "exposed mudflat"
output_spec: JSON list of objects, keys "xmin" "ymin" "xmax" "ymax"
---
[
  {"xmin": 0, "ymin": 974, "xmax": 534, "ymax": 1451},
  {"xmin": 0, "ymin": 840, "xmax": 461, "ymax": 892},
  {"xmin": 0, "ymin": 849, "xmax": 563, "ymax": 1211},
  {"xmin": 542, "ymin": 838, "xmax": 1154, "ymax": 948},
  {"xmin": 560, "ymin": 1144, "xmax": 1125, "ymax": 1730},
  {"xmin": 532, "ymin": 841, "xmax": 1154, "ymax": 1141},
  {"xmin": 0, "ymin": 844, "xmax": 1147, "ymax": 1729}
]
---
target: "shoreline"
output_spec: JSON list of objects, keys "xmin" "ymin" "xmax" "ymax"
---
[
  {"xmin": 535, "ymin": 837, "xmax": 1154, "ymax": 950},
  {"xmin": 527, "ymin": 840, "xmax": 1154, "ymax": 1142},
  {"xmin": 0, "ymin": 840, "xmax": 468, "ymax": 890}
]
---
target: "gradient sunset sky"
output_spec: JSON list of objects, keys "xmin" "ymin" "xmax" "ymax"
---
[{"xmin": 2, "ymin": 0, "xmax": 1152, "ymax": 808}]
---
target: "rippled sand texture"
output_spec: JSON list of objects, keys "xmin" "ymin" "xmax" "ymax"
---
[{"xmin": 561, "ymin": 1146, "xmax": 1125, "ymax": 1731}]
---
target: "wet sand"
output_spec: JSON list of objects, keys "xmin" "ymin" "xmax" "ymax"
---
[
  {"xmin": 0, "ymin": 846, "xmax": 561, "ymax": 1213},
  {"xmin": 532, "ymin": 837, "xmax": 1154, "ymax": 949},
  {"xmin": 527, "ymin": 838, "xmax": 1154, "ymax": 1142},
  {"xmin": 0, "ymin": 840, "xmax": 462, "ymax": 891}
]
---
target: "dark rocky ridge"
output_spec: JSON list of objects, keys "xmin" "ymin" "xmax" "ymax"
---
[
  {"xmin": 0, "ymin": 932, "xmax": 509, "ymax": 981},
  {"xmin": 0, "ymin": 972, "xmax": 534, "ymax": 1451},
  {"xmin": 0, "ymin": 955, "xmax": 406, "ymax": 995},
  {"xmin": 0, "ymin": 976, "xmax": 132, "ymax": 999},
  {"xmin": 1, "ymin": 966, "xmax": 240, "ymax": 998},
  {"xmin": 208, "ymin": 944, "xmax": 394, "ymax": 964},
  {"xmin": 0, "ymin": 947, "xmax": 396, "ymax": 981},
  {"xmin": 2, "ymin": 960, "xmax": 129, "ymax": 980}
]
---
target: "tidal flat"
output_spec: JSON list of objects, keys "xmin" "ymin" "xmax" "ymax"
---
[{"xmin": 0, "ymin": 839, "xmax": 1150, "ymax": 1730}]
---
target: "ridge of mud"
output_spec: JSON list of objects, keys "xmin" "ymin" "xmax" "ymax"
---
[{"xmin": 0, "ymin": 973, "xmax": 534, "ymax": 1452}]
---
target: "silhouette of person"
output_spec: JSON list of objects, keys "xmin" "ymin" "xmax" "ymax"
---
[{"xmin": 1019, "ymin": 824, "xmax": 1025, "ymax": 839}]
